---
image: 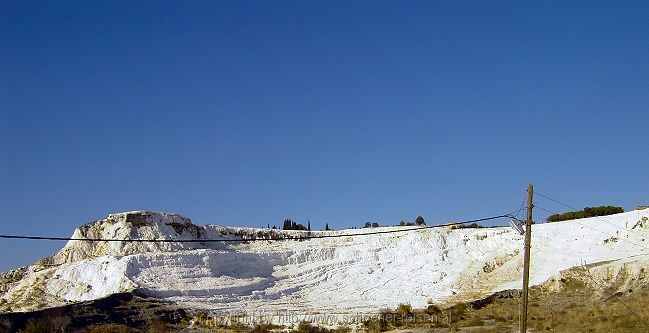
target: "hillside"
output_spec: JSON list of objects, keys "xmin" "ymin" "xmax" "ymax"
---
[{"xmin": 1, "ymin": 210, "xmax": 648, "ymax": 317}]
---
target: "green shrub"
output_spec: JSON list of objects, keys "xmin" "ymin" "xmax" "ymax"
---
[
  {"xmin": 446, "ymin": 303, "xmax": 469, "ymax": 323},
  {"xmin": 292, "ymin": 322, "xmax": 349, "ymax": 333},
  {"xmin": 425, "ymin": 304, "xmax": 442, "ymax": 315},
  {"xmin": 415, "ymin": 216, "xmax": 426, "ymax": 226},
  {"xmin": 88, "ymin": 324, "xmax": 135, "ymax": 333},
  {"xmin": 464, "ymin": 316, "xmax": 483, "ymax": 326},
  {"xmin": 452, "ymin": 223, "xmax": 483, "ymax": 229},
  {"xmin": 547, "ymin": 206, "xmax": 624, "ymax": 222},
  {"xmin": 283, "ymin": 219, "xmax": 307, "ymax": 230},
  {"xmin": 249, "ymin": 324, "xmax": 270, "ymax": 333},
  {"xmin": 294, "ymin": 322, "xmax": 320, "ymax": 333},
  {"xmin": 193, "ymin": 310, "xmax": 208, "ymax": 321},
  {"xmin": 331, "ymin": 327, "xmax": 351, "ymax": 333},
  {"xmin": 396, "ymin": 303, "xmax": 413, "ymax": 317},
  {"xmin": 251, "ymin": 323, "xmax": 281, "ymax": 333}
]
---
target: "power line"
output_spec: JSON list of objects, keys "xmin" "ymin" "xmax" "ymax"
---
[
  {"xmin": 533, "ymin": 191, "xmax": 573, "ymax": 209},
  {"xmin": 0, "ymin": 213, "xmax": 515, "ymax": 243},
  {"xmin": 579, "ymin": 262, "xmax": 649, "ymax": 331},
  {"xmin": 534, "ymin": 204, "xmax": 649, "ymax": 252},
  {"xmin": 534, "ymin": 191, "xmax": 642, "ymax": 235},
  {"xmin": 512, "ymin": 200, "xmax": 527, "ymax": 219}
]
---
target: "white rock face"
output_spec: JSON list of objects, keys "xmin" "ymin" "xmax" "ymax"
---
[{"xmin": 1, "ymin": 210, "xmax": 648, "ymax": 314}]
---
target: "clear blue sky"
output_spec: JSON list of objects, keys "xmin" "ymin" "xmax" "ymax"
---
[{"xmin": 1, "ymin": 1, "xmax": 648, "ymax": 272}]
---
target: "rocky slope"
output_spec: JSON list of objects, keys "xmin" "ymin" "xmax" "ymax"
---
[{"xmin": 1, "ymin": 210, "xmax": 648, "ymax": 315}]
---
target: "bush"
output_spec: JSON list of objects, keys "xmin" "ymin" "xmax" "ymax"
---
[
  {"xmin": 49, "ymin": 315, "xmax": 71, "ymax": 332},
  {"xmin": 464, "ymin": 316, "xmax": 483, "ymax": 327},
  {"xmin": 292, "ymin": 322, "xmax": 349, "ymax": 333},
  {"xmin": 36, "ymin": 257, "xmax": 53, "ymax": 267},
  {"xmin": 193, "ymin": 310, "xmax": 208, "ymax": 321},
  {"xmin": 547, "ymin": 206, "xmax": 624, "ymax": 222},
  {"xmin": 332, "ymin": 327, "xmax": 351, "ymax": 333},
  {"xmin": 19, "ymin": 319, "xmax": 50, "ymax": 333},
  {"xmin": 250, "ymin": 323, "xmax": 275, "ymax": 333},
  {"xmin": 452, "ymin": 223, "xmax": 483, "ymax": 229},
  {"xmin": 447, "ymin": 303, "xmax": 469, "ymax": 323},
  {"xmin": 363, "ymin": 319, "xmax": 389, "ymax": 333},
  {"xmin": 283, "ymin": 219, "xmax": 307, "ymax": 230},
  {"xmin": 146, "ymin": 319, "xmax": 169, "ymax": 333},
  {"xmin": 396, "ymin": 303, "xmax": 413, "ymax": 317},
  {"xmin": 294, "ymin": 322, "xmax": 320, "ymax": 333},
  {"xmin": 425, "ymin": 304, "xmax": 442, "ymax": 315},
  {"xmin": 88, "ymin": 324, "xmax": 135, "ymax": 333},
  {"xmin": 415, "ymin": 216, "xmax": 426, "ymax": 226}
]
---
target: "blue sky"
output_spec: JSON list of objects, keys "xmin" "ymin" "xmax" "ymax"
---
[{"xmin": 1, "ymin": 1, "xmax": 648, "ymax": 271}]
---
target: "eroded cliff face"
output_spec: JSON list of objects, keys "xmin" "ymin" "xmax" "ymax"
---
[
  {"xmin": 49, "ymin": 211, "xmax": 205, "ymax": 264},
  {"xmin": 2, "ymin": 210, "xmax": 649, "ymax": 314}
]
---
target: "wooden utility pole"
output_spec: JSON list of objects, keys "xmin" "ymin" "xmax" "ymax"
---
[{"xmin": 520, "ymin": 184, "xmax": 534, "ymax": 333}]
